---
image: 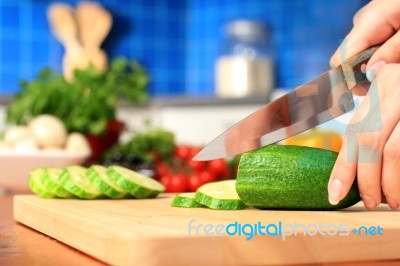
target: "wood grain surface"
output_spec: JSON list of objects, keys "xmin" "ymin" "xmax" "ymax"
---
[{"xmin": 13, "ymin": 194, "xmax": 400, "ymax": 266}]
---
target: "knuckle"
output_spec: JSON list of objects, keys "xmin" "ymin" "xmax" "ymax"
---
[
  {"xmin": 383, "ymin": 140, "xmax": 400, "ymax": 162},
  {"xmin": 382, "ymin": 186, "xmax": 400, "ymax": 200},
  {"xmin": 345, "ymin": 123, "xmax": 359, "ymax": 137},
  {"xmin": 357, "ymin": 177, "xmax": 376, "ymax": 193},
  {"xmin": 357, "ymin": 132, "xmax": 380, "ymax": 147}
]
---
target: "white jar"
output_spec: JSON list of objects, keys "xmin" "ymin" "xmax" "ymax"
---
[{"xmin": 215, "ymin": 20, "xmax": 275, "ymax": 99}]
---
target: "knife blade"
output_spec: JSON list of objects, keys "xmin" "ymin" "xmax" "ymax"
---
[{"xmin": 194, "ymin": 45, "xmax": 380, "ymax": 161}]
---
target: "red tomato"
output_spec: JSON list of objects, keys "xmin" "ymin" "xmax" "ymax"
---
[
  {"xmin": 166, "ymin": 173, "xmax": 189, "ymax": 192},
  {"xmin": 174, "ymin": 145, "xmax": 191, "ymax": 161},
  {"xmin": 188, "ymin": 173, "xmax": 206, "ymax": 192},
  {"xmin": 188, "ymin": 146, "xmax": 202, "ymax": 160},
  {"xmin": 159, "ymin": 175, "xmax": 171, "ymax": 188},
  {"xmin": 209, "ymin": 159, "xmax": 230, "ymax": 179},
  {"xmin": 155, "ymin": 162, "xmax": 170, "ymax": 180},
  {"xmin": 198, "ymin": 170, "xmax": 217, "ymax": 184},
  {"xmin": 188, "ymin": 160, "xmax": 206, "ymax": 172}
]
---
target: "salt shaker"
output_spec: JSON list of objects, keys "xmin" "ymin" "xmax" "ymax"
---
[{"xmin": 215, "ymin": 20, "xmax": 275, "ymax": 99}]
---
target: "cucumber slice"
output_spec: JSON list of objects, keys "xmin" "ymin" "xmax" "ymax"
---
[
  {"xmin": 107, "ymin": 166, "xmax": 165, "ymax": 199},
  {"xmin": 42, "ymin": 168, "xmax": 74, "ymax": 198},
  {"xmin": 29, "ymin": 168, "xmax": 56, "ymax": 198},
  {"xmin": 59, "ymin": 166, "xmax": 104, "ymax": 199},
  {"xmin": 195, "ymin": 180, "xmax": 246, "ymax": 210},
  {"xmin": 87, "ymin": 165, "xmax": 127, "ymax": 199},
  {"xmin": 171, "ymin": 193, "xmax": 203, "ymax": 208}
]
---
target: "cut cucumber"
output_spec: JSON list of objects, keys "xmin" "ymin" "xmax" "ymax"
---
[
  {"xmin": 87, "ymin": 165, "xmax": 127, "ymax": 199},
  {"xmin": 107, "ymin": 166, "xmax": 165, "ymax": 199},
  {"xmin": 195, "ymin": 180, "xmax": 246, "ymax": 210},
  {"xmin": 59, "ymin": 166, "xmax": 104, "ymax": 199},
  {"xmin": 171, "ymin": 193, "xmax": 203, "ymax": 208},
  {"xmin": 236, "ymin": 145, "xmax": 361, "ymax": 210},
  {"xmin": 28, "ymin": 168, "xmax": 56, "ymax": 198},
  {"xmin": 42, "ymin": 168, "xmax": 74, "ymax": 198}
]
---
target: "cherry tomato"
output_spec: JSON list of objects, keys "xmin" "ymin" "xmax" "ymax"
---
[
  {"xmin": 159, "ymin": 175, "xmax": 171, "ymax": 188},
  {"xmin": 209, "ymin": 159, "xmax": 230, "ymax": 179},
  {"xmin": 166, "ymin": 173, "xmax": 189, "ymax": 192},
  {"xmin": 198, "ymin": 170, "xmax": 217, "ymax": 184},
  {"xmin": 174, "ymin": 145, "xmax": 191, "ymax": 161},
  {"xmin": 188, "ymin": 160, "xmax": 206, "ymax": 172},
  {"xmin": 188, "ymin": 146, "xmax": 202, "ymax": 160},
  {"xmin": 155, "ymin": 162, "xmax": 170, "ymax": 180},
  {"xmin": 188, "ymin": 173, "xmax": 205, "ymax": 192}
]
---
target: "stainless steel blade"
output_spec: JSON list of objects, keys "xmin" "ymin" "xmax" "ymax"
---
[{"xmin": 194, "ymin": 67, "xmax": 354, "ymax": 161}]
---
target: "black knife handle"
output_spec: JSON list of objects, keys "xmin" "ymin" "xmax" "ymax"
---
[{"xmin": 340, "ymin": 45, "xmax": 381, "ymax": 90}]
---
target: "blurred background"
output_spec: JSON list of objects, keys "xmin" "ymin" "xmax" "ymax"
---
[
  {"xmin": 0, "ymin": 0, "xmax": 368, "ymax": 97},
  {"xmin": 0, "ymin": 0, "xmax": 371, "ymax": 193}
]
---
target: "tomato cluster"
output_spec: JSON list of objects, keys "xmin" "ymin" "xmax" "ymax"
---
[{"xmin": 154, "ymin": 145, "xmax": 231, "ymax": 192}]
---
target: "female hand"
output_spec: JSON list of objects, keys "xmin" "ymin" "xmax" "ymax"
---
[{"xmin": 329, "ymin": 0, "xmax": 400, "ymax": 210}]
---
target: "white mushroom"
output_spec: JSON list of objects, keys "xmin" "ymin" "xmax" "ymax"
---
[
  {"xmin": 13, "ymin": 135, "xmax": 39, "ymax": 151},
  {"xmin": 3, "ymin": 126, "xmax": 31, "ymax": 146},
  {"xmin": 29, "ymin": 115, "xmax": 68, "ymax": 149},
  {"xmin": 0, "ymin": 140, "xmax": 11, "ymax": 150},
  {"xmin": 65, "ymin": 132, "xmax": 91, "ymax": 155}
]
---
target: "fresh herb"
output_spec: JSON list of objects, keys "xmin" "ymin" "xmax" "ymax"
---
[
  {"xmin": 103, "ymin": 128, "xmax": 175, "ymax": 164},
  {"xmin": 6, "ymin": 57, "xmax": 149, "ymax": 135}
]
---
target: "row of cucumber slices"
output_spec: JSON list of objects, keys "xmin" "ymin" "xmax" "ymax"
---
[
  {"xmin": 171, "ymin": 180, "xmax": 246, "ymax": 210},
  {"xmin": 29, "ymin": 165, "xmax": 165, "ymax": 199}
]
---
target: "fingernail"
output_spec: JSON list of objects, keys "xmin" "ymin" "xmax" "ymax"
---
[
  {"xmin": 362, "ymin": 194, "xmax": 377, "ymax": 209},
  {"xmin": 366, "ymin": 60, "xmax": 386, "ymax": 82},
  {"xmin": 328, "ymin": 179, "xmax": 343, "ymax": 205},
  {"xmin": 386, "ymin": 197, "xmax": 399, "ymax": 210}
]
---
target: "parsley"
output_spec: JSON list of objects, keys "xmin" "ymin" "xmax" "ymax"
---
[{"xmin": 6, "ymin": 57, "xmax": 149, "ymax": 135}]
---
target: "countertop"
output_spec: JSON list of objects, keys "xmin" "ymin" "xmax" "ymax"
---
[{"xmin": 2, "ymin": 193, "xmax": 400, "ymax": 265}]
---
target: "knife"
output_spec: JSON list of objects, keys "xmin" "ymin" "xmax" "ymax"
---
[{"xmin": 194, "ymin": 45, "xmax": 380, "ymax": 161}]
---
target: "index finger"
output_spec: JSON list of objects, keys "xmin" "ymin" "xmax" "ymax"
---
[{"xmin": 330, "ymin": 0, "xmax": 400, "ymax": 67}]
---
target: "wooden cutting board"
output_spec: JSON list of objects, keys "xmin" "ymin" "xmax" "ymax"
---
[{"xmin": 14, "ymin": 195, "xmax": 400, "ymax": 266}]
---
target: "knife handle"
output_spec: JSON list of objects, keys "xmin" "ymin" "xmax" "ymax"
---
[{"xmin": 341, "ymin": 45, "xmax": 381, "ymax": 90}]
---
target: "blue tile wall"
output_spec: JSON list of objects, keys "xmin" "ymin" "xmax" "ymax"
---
[
  {"xmin": 186, "ymin": 0, "xmax": 369, "ymax": 96},
  {"xmin": 0, "ymin": 0, "xmax": 186, "ymax": 96},
  {"xmin": 0, "ymin": 0, "xmax": 369, "ymax": 97}
]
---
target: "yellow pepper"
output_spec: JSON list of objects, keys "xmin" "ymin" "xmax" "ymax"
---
[{"xmin": 283, "ymin": 129, "xmax": 343, "ymax": 152}]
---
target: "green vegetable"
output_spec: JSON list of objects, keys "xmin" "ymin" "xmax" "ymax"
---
[
  {"xmin": 171, "ymin": 193, "xmax": 203, "ymax": 208},
  {"xmin": 42, "ymin": 168, "xmax": 74, "ymax": 198},
  {"xmin": 59, "ymin": 166, "xmax": 104, "ymax": 199},
  {"xmin": 87, "ymin": 165, "xmax": 127, "ymax": 199},
  {"xmin": 195, "ymin": 180, "xmax": 246, "ymax": 210},
  {"xmin": 28, "ymin": 168, "xmax": 56, "ymax": 198},
  {"xmin": 7, "ymin": 58, "xmax": 149, "ymax": 135},
  {"xmin": 103, "ymin": 127, "xmax": 175, "ymax": 163},
  {"xmin": 235, "ymin": 145, "xmax": 361, "ymax": 210},
  {"xmin": 107, "ymin": 165, "xmax": 165, "ymax": 198}
]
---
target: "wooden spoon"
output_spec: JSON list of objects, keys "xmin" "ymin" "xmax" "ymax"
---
[
  {"xmin": 47, "ymin": 3, "xmax": 88, "ymax": 81},
  {"xmin": 76, "ymin": 1, "xmax": 112, "ymax": 71}
]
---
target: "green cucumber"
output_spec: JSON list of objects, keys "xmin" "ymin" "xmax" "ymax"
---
[
  {"xmin": 29, "ymin": 168, "xmax": 56, "ymax": 198},
  {"xmin": 236, "ymin": 145, "xmax": 361, "ymax": 210},
  {"xmin": 42, "ymin": 168, "xmax": 74, "ymax": 198},
  {"xmin": 195, "ymin": 180, "xmax": 246, "ymax": 210},
  {"xmin": 59, "ymin": 166, "xmax": 104, "ymax": 199},
  {"xmin": 107, "ymin": 166, "xmax": 165, "ymax": 199},
  {"xmin": 171, "ymin": 193, "xmax": 203, "ymax": 208},
  {"xmin": 87, "ymin": 165, "xmax": 127, "ymax": 199}
]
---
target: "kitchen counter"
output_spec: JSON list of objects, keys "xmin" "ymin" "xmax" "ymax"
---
[
  {"xmin": 0, "ymin": 194, "xmax": 104, "ymax": 266},
  {"xmin": 1, "ymin": 193, "xmax": 400, "ymax": 266}
]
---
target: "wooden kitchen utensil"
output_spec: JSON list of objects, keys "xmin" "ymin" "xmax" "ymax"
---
[
  {"xmin": 47, "ymin": 3, "xmax": 88, "ymax": 81},
  {"xmin": 76, "ymin": 1, "xmax": 112, "ymax": 72},
  {"xmin": 14, "ymin": 194, "xmax": 400, "ymax": 266}
]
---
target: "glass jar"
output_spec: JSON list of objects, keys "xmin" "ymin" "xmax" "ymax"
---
[{"xmin": 215, "ymin": 20, "xmax": 275, "ymax": 99}]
